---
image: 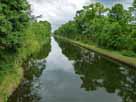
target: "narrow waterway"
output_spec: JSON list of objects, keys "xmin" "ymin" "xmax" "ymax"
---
[{"xmin": 8, "ymin": 37, "xmax": 136, "ymax": 102}]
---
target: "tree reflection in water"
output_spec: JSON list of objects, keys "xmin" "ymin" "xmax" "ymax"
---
[
  {"xmin": 56, "ymin": 38, "xmax": 136, "ymax": 102},
  {"xmin": 8, "ymin": 42, "xmax": 51, "ymax": 102}
]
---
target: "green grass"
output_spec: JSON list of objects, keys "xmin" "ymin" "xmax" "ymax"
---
[
  {"xmin": 121, "ymin": 50, "xmax": 136, "ymax": 57},
  {"xmin": 55, "ymin": 35, "xmax": 136, "ymax": 67},
  {"xmin": 0, "ymin": 64, "xmax": 23, "ymax": 102},
  {"xmin": 0, "ymin": 22, "xmax": 51, "ymax": 102}
]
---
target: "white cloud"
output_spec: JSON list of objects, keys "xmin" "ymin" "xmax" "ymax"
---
[
  {"xmin": 28, "ymin": 0, "xmax": 95, "ymax": 30},
  {"xmin": 27, "ymin": 0, "xmax": 133, "ymax": 31}
]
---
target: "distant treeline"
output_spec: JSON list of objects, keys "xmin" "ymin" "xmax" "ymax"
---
[{"xmin": 55, "ymin": 0, "xmax": 136, "ymax": 57}]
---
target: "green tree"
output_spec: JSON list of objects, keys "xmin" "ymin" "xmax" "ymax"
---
[
  {"xmin": 0, "ymin": 0, "xmax": 29, "ymax": 50},
  {"xmin": 108, "ymin": 4, "xmax": 131, "ymax": 24},
  {"xmin": 54, "ymin": 2, "xmax": 136, "ymax": 56},
  {"xmin": 74, "ymin": 3, "xmax": 108, "ymax": 34},
  {"xmin": 133, "ymin": 0, "xmax": 136, "ymax": 8},
  {"xmin": 133, "ymin": 0, "xmax": 136, "ymax": 20}
]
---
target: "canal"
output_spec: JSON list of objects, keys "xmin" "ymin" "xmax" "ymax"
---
[{"xmin": 8, "ymin": 37, "xmax": 136, "ymax": 102}]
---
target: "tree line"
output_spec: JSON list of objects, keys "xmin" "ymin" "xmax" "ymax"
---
[
  {"xmin": 0, "ymin": 0, "xmax": 51, "ymax": 52},
  {"xmin": 55, "ymin": 0, "xmax": 136, "ymax": 57},
  {"xmin": 0, "ymin": 0, "xmax": 51, "ymax": 100}
]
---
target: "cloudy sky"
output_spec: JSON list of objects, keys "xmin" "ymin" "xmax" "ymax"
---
[{"xmin": 27, "ymin": 0, "xmax": 133, "ymax": 31}]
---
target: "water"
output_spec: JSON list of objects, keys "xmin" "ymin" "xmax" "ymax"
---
[{"xmin": 8, "ymin": 37, "xmax": 136, "ymax": 102}]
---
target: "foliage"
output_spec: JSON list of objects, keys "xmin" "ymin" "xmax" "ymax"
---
[
  {"xmin": 55, "ymin": 2, "xmax": 136, "ymax": 57},
  {"xmin": 55, "ymin": 21, "xmax": 79, "ymax": 38},
  {"xmin": 0, "ymin": 0, "xmax": 29, "ymax": 50},
  {"xmin": 133, "ymin": 0, "xmax": 136, "ymax": 8},
  {"xmin": 0, "ymin": 21, "xmax": 51, "ymax": 101},
  {"xmin": 0, "ymin": 0, "xmax": 51, "ymax": 101},
  {"xmin": 57, "ymin": 39, "xmax": 136, "ymax": 102}
]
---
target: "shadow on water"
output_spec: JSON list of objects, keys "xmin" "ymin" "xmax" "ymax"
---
[{"xmin": 8, "ymin": 37, "xmax": 136, "ymax": 102}]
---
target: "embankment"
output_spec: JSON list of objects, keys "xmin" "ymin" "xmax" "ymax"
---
[
  {"xmin": 0, "ymin": 22, "xmax": 51, "ymax": 102},
  {"xmin": 55, "ymin": 35, "xmax": 136, "ymax": 68}
]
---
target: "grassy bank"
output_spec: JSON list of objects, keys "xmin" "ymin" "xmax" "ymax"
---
[
  {"xmin": 55, "ymin": 35, "xmax": 136, "ymax": 68},
  {"xmin": 0, "ymin": 22, "xmax": 51, "ymax": 102},
  {"xmin": 0, "ymin": 63, "xmax": 23, "ymax": 102}
]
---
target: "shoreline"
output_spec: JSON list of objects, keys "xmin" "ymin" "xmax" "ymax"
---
[
  {"xmin": 55, "ymin": 35, "xmax": 136, "ymax": 68},
  {"xmin": 0, "ymin": 65, "xmax": 23, "ymax": 102},
  {"xmin": 0, "ymin": 37, "xmax": 50, "ymax": 102}
]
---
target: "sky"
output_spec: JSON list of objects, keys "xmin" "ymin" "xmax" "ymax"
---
[{"xmin": 27, "ymin": 0, "xmax": 133, "ymax": 31}]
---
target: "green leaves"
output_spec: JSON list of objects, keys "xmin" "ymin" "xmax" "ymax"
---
[
  {"xmin": 108, "ymin": 4, "xmax": 132, "ymax": 25},
  {"xmin": 55, "ymin": 2, "xmax": 136, "ymax": 56},
  {"xmin": 0, "ymin": 0, "xmax": 29, "ymax": 50},
  {"xmin": 54, "ymin": 21, "xmax": 79, "ymax": 38},
  {"xmin": 0, "ymin": 19, "xmax": 12, "ymax": 35},
  {"xmin": 133, "ymin": 0, "xmax": 136, "ymax": 8}
]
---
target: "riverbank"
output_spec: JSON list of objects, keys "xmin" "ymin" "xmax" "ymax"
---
[
  {"xmin": 0, "ymin": 22, "xmax": 51, "ymax": 102},
  {"xmin": 0, "ymin": 63, "xmax": 23, "ymax": 102},
  {"xmin": 55, "ymin": 35, "xmax": 136, "ymax": 68}
]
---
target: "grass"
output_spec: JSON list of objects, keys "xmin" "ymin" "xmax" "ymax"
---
[
  {"xmin": 0, "ymin": 65, "xmax": 23, "ymax": 102},
  {"xmin": 55, "ymin": 35, "xmax": 136, "ymax": 68},
  {"xmin": 0, "ymin": 22, "xmax": 51, "ymax": 102},
  {"xmin": 0, "ymin": 38, "xmax": 50, "ymax": 102}
]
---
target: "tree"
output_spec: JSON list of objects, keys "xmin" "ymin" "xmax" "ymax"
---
[
  {"xmin": 133, "ymin": 0, "xmax": 136, "ymax": 8},
  {"xmin": 74, "ymin": 3, "xmax": 108, "ymax": 35},
  {"xmin": 108, "ymin": 4, "xmax": 131, "ymax": 24},
  {"xmin": 0, "ymin": 0, "xmax": 30, "ymax": 50},
  {"xmin": 54, "ymin": 2, "xmax": 136, "ymax": 56},
  {"xmin": 133, "ymin": 0, "xmax": 136, "ymax": 20},
  {"xmin": 54, "ymin": 21, "xmax": 79, "ymax": 38}
]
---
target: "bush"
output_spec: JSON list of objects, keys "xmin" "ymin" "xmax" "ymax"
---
[{"xmin": 121, "ymin": 50, "xmax": 136, "ymax": 57}]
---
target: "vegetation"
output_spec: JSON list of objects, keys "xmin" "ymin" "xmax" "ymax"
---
[
  {"xmin": 0, "ymin": 0, "xmax": 51, "ymax": 101},
  {"xmin": 8, "ymin": 41, "xmax": 51, "ymax": 102},
  {"xmin": 56, "ymin": 36, "xmax": 136, "ymax": 67},
  {"xmin": 56, "ymin": 38, "xmax": 136, "ymax": 102},
  {"xmin": 0, "ymin": 0, "xmax": 30, "ymax": 50},
  {"xmin": 54, "ymin": 1, "xmax": 136, "ymax": 57}
]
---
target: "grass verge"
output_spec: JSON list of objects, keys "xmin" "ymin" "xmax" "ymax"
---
[
  {"xmin": 55, "ymin": 35, "xmax": 136, "ymax": 68},
  {"xmin": 0, "ymin": 38, "xmax": 50, "ymax": 102},
  {"xmin": 0, "ymin": 22, "xmax": 51, "ymax": 102}
]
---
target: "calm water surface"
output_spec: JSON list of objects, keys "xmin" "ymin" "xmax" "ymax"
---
[{"xmin": 8, "ymin": 37, "xmax": 136, "ymax": 102}]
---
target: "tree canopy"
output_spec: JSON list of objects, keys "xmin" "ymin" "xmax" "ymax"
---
[
  {"xmin": 0, "ymin": 0, "xmax": 30, "ymax": 49},
  {"xmin": 55, "ymin": 2, "xmax": 136, "ymax": 57}
]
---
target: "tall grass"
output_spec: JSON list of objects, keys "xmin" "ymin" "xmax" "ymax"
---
[{"xmin": 0, "ymin": 21, "xmax": 51, "ymax": 102}]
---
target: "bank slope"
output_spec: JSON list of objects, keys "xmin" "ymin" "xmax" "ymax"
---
[
  {"xmin": 0, "ymin": 22, "xmax": 51, "ymax": 102},
  {"xmin": 55, "ymin": 36, "xmax": 136, "ymax": 68}
]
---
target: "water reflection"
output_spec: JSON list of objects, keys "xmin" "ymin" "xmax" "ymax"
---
[
  {"xmin": 8, "ymin": 37, "xmax": 136, "ymax": 102},
  {"xmin": 8, "ymin": 41, "xmax": 51, "ymax": 102},
  {"xmin": 56, "ymin": 38, "xmax": 136, "ymax": 102}
]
